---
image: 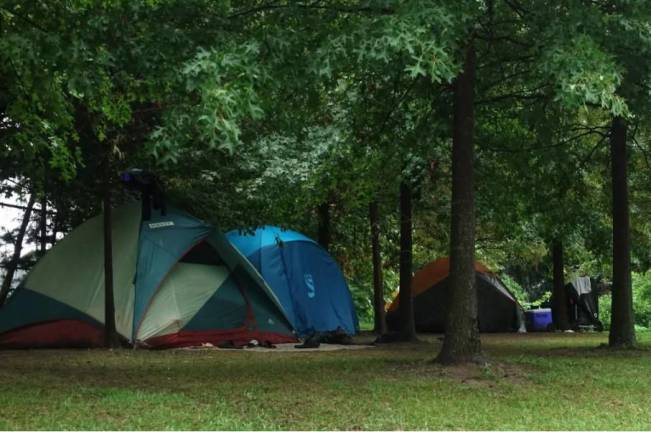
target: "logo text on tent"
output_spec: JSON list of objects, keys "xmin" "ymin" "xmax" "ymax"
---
[
  {"xmin": 304, "ymin": 273, "xmax": 316, "ymax": 299},
  {"xmin": 148, "ymin": 221, "xmax": 175, "ymax": 229}
]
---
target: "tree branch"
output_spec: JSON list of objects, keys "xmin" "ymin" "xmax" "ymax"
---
[{"xmin": 228, "ymin": 1, "xmax": 393, "ymax": 19}]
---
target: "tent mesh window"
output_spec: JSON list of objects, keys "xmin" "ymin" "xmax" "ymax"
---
[{"xmin": 180, "ymin": 241, "xmax": 224, "ymax": 266}]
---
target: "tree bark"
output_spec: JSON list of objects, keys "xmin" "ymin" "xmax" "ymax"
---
[
  {"xmin": 436, "ymin": 41, "xmax": 482, "ymax": 364},
  {"xmin": 39, "ymin": 194, "xmax": 47, "ymax": 254},
  {"xmin": 551, "ymin": 240, "xmax": 570, "ymax": 330},
  {"xmin": 317, "ymin": 202, "xmax": 331, "ymax": 251},
  {"xmin": 398, "ymin": 181, "xmax": 417, "ymax": 341},
  {"xmin": 103, "ymin": 166, "xmax": 120, "ymax": 348},
  {"xmin": 369, "ymin": 201, "xmax": 387, "ymax": 335},
  {"xmin": 609, "ymin": 116, "xmax": 636, "ymax": 347},
  {"xmin": 51, "ymin": 200, "xmax": 61, "ymax": 246},
  {"xmin": 0, "ymin": 193, "xmax": 36, "ymax": 305}
]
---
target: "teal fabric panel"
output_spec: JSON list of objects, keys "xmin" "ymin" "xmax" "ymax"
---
[
  {"xmin": 206, "ymin": 231, "xmax": 294, "ymax": 334},
  {"xmin": 230, "ymin": 265, "xmax": 295, "ymax": 335},
  {"xmin": 0, "ymin": 288, "xmax": 101, "ymax": 334},
  {"xmin": 133, "ymin": 207, "xmax": 211, "ymax": 337}
]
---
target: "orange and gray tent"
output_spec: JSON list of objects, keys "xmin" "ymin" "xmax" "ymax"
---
[
  {"xmin": 0, "ymin": 202, "xmax": 296, "ymax": 348},
  {"xmin": 386, "ymin": 257, "xmax": 525, "ymax": 333}
]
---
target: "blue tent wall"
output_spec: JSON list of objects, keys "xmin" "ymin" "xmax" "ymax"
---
[{"xmin": 227, "ymin": 227, "xmax": 358, "ymax": 336}]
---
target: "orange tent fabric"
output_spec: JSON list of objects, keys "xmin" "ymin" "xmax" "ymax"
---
[{"xmin": 387, "ymin": 257, "xmax": 491, "ymax": 312}]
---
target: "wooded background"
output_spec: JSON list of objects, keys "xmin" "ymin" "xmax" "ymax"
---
[{"xmin": 2, "ymin": 0, "xmax": 650, "ymax": 361}]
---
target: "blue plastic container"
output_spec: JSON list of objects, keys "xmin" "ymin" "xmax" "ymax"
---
[{"xmin": 525, "ymin": 308, "xmax": 553, "ymax": 331}]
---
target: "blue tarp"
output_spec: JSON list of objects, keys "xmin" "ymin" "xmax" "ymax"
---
[{"xmin": 226, "ymin": 226, "xmax": 358, "ymax": 337}]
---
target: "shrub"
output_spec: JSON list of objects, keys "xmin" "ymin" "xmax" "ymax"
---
[{"xmin": 600, "ymin": 271, "xmax": 651, "ymax": 331}]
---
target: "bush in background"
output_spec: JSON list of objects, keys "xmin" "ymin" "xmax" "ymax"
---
[{"xmin": 600, "ymin": 271, "xmax": 651, "ymax": 331}]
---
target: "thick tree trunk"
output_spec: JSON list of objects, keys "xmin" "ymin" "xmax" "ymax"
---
[
  {"xmin": 609, "ymin": 116, "xmax": 636, "ymax": 347},
  {"xmin": 369, "ymin": 201, "xmax": 387, "ymax": 335},
  {"xmin": 103, "ymin": 171, "xmax": 120, "ymax": 348},
  {"xmin": 552, "ymin": 240, "xmax": 570, "ymax": 330},
  {"xmin": 437, "ymin": 41, "xmax": 482, "ymax": 364},
  {"xmin": 317, "ymin": 202, "xmax": 331, "ymax": 251},
  {"xmin": 0, "ymin": 194, "xmax": 36, "ymax": 305},
  {"xmin": 398, "ymin": 181, "xmax": 416, "ymax": 340}
]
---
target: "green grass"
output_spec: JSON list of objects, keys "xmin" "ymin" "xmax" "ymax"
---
[{"xmin": 1, "ymin": 332, "xmax": 650, "ymax": 430}]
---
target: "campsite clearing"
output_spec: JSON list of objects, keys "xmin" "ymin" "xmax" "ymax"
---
[{"xmin": 1, "ymin": 332, "xmax": 650, "ymax": 430}]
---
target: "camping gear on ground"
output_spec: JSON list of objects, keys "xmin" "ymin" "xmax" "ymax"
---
[
  {"xmin": 386, "ymin": 257, "xmax": 526, "ymax": 333},
  {"xmin": 294, "ymin": 327, "xmax": 353, "ymax": 349},
  {"xmin": 226, "ymin": 226, "xmax": 358, "ymax": 338},
  {"xmin": 0, "ymin": 203, "xmax": 295, "ymax": 348},
  {"xmin": 525, "ymin": 308, "xmax": 553, "ymax": 331},
  {"xmin": 566, "ymin": 276, "xmax": 603, "ymax": 331}
]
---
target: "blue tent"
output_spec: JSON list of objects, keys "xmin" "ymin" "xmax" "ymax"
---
[{"xmin": 226, "ymin": 226, "xmax": 358, "ymax": 337}]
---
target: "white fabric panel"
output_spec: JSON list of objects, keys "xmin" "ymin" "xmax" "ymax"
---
[
  {"xmin": 136, "ymin": 263, "xmax": 229, "ymax": 341},
  {"xmin": 571, "ymin": 277, "xmax": 592, "ymax": 296},
  {"xmin": 25, "ymin": 203, "xmax": 141, "ymax": 339}
]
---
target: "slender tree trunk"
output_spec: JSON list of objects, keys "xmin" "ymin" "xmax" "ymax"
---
[
  {"xmin": 39, "ymin": 194, "xmax": 47, "ymax": 254},
  {"xmin": 437, "ymin": 41, "xmax": 482, "ymax": 364},
  {"xmin": 51, "ymin": 200, "xmax": 61, "ymax": 246},
  {"xmin": 398, "ymin": 181, "xmax": 416, "ymax": 341},
  {"xmin": 369, "ymin": 201, "xmax": 387, "ymax": 335},
  {"xmin": 0, "ymin": 194, "xmax": 36, "ymax": 305},
  {"xmin": 552, "ymin": 240, "xmax": 570, "ymax": 330},
  {"xmin": 317, "ymin": 202, "xmax": 331, "ymax": 251},
  {"xmin": 39, "ymin": 168, "xmax": 48, "ymax": 253},
  {"xmin": 609, "ymin": 116, "xmax": 635, "ymax": 347},
  {"xmin": 103, "ymin": 164, "xmax": 119, "ymax": 348}
]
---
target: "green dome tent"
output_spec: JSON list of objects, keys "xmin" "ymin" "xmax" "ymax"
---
[{"xmin": 0, "ymin": 202, "xmax": 295, "ymax": 348}]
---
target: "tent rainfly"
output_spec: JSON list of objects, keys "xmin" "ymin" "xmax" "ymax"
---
[
  {"xmin": 386, "ymin": 257, "xmax": 526, "ymax": 333},
  {"xmin": 0, "ymin": 203, "xmax": 295, "ymax": 348},
  {"xmin": 226, "ymin": 226, "xmax": 358, "ymax": 337}
]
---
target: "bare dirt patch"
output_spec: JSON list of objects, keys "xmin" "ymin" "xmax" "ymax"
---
[{"xmin": 385, "ymin": 357, "xmax": 532, "ymax": 388}]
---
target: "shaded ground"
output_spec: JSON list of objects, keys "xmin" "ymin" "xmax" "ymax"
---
[
  {"xmin": 0, "ymin": 332, "xmax": 650, "ymax": 430},
  {"xmin": 178, "ymin": 342, "xmax": 374, "ymax": 352}
]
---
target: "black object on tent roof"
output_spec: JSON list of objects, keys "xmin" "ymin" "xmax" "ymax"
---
[{"xmin": 120, "ymin": 168, "xmax": 166, "ymax": 220}]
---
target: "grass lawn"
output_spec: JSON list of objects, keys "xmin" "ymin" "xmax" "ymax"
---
[{"xmin": 1, "ymin": 332, "xmax": 650, "ymax": 430}]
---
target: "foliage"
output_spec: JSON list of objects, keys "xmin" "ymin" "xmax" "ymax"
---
[
  {"xmin": 499, "ymin": 274, "xmax": 529, "ymax": 306},
  {"xmin": 150, "ymin": 42, "xmax": 267, "ymax": 163},
  {"xmin": 601, "ymin": 271, "xmax": 651, "ymax": 330},
  {"xmin": 2, "ymin": 0, "xmax": 651, "ymax": 347},
  {"xmin": 542, "ymin": 34, "xmax": 628, "ymax": 116}
]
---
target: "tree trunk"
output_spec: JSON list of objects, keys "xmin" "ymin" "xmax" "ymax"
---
[
  {"xmin": 369, "ymin": 201, "xmax": 387, "ymax": 335},
  {"xmin": 436, "ymin": 41, "xmax": 482, "ymax": 364},
  {"xmin": 39, "ymin": 194, "xmax": 47, "ymax": 254},
  {"xmin": 0, "ymin": 193, "xmax": 36, "ymax": 305},
  {"xmin": 398, "ymin": 181, "xmax": 416, "ymax": 341},
  {"xmin": 51, "ymin": 200, "xmax": 61, "ymax": 246},
  {"xmin": 103, "ymin": 169, "xmax": 120, "ymax": 348},
  {"xmin": 317, "ymin": 202, "xmax": 331, "ymax": 251},
  {"xmin": 609, "ymin": 116, "xmax": 635, "ymax": 347},
  {"xmin": 552, "ymin": 240, "xmax": 570, "ymax": 330}
]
